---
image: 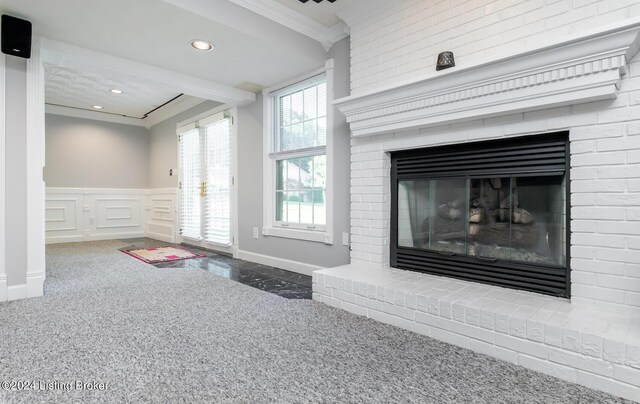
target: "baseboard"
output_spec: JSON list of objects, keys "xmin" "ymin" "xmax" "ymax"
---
[
  {"xmin": 149, "ymin": 188, "xmax": 178, "ymax": 195},
  {"xmin": 4, "ymin": 274, "xmax": 44, "ymax": 302},
  {"xmin": 6, "ymin": 284, "xmax": 27, "ymax": 301},
  {"xmin": 26, "ymin": 273, "xmax": 44, "ymax": 298},
  {"xmin": 47, "ymin": 233, "xmax": 147, "ymax": 244},
  {"xmin": 48, "ymin": 231, "xmax": 176, "ymax": 244},
  {"xmin": 46, "ymin": 235, "xmax": 85, "ymax": 244},
  {"xmin": 0, "ymin": 276, "xmax": 6, "ymax": 302},
  {"xmin": 180, "ymin": 239, "xmax": 236, "ymax": 257},
  {"xmin": 145, "ymin": 231, "xmax": 176, "ymax": 243},
  {"xmin": 87, "ymin": 232, "xmax": 146, "ymax": 241},
  {"xmin": 236, "ymin": 250, "xmax": 324, "ymax": 276}
]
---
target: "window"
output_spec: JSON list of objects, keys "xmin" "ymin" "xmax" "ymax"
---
[{"xmin": 263, "ymin": 60, "xmax": 334, "ymax": 243}]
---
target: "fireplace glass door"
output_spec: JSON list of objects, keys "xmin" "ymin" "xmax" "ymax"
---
[
  {"xmin": 391, "ymin": 132, "xmax": 570, "ymax": 297},
  {"xmin": 398, "ymin": 175, "xmax": 566, "ymax": 267}
]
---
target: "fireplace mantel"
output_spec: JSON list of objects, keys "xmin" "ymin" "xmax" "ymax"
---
[{"xmin": 335, "ymin": 20, "xmax": 640, "ymax": 138}]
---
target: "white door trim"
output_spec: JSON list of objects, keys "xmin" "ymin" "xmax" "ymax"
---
[
  {"xmin": 177, "ymin": 107, "xmax": 239, "ymax": 257},
  {"xmin": 0, "ymin": 53, "xmax": 6, "ymax": 301},
  {"xmin": 25, "ymin": 37, "xmax": 46, "ymax": 298}
]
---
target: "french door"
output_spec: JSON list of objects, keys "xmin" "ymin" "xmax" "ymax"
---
[{"xmin": 178, "ymin": 111, "xmax": 234, "ymax": 251}]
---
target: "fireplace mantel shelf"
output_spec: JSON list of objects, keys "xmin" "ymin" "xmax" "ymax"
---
[{"xmin": 335, "ymin": 19, "xmax": 640, "ymax": 138}]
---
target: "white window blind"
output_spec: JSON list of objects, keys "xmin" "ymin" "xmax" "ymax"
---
[
  {"xmin": 178, "ymin": 111, "xmax": 233, "ymax": 246},
  {"xmin": 272, "ymin": 73, "xmax": 327, "ymax": 156},
  {"xmin": 204, "ymin": 118, "xmax": 231, "ymax": 245},
  {"xmin": 179, "ymin": 128, "xmax": 201, "ymax": 240}
]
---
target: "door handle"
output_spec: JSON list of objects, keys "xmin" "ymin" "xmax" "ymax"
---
[{"xmin": 197, "ymin": 181, "xmax": 207, "ymax": 197}]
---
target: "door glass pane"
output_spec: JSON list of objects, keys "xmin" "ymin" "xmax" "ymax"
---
[
  {"xmin": 203, "ymin": 118, "xmax": 231, "ymax": 245},
  {"xmin": 179, "ymin": 129, "xmax": 201, "ymax": 240}
]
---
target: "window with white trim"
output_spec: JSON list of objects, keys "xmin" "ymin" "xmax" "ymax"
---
[
  {"xmin": 271, "ymin": 73, "xmax": 327, "ymax": 230},
  {"xmin": 263, "ymin": 61, "xmax": 334, "ymax": 244}
]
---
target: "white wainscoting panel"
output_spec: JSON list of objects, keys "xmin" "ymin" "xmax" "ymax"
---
[
  {"xmin": 45, "ymin": 189, "xmax": 84, "ymax": 243},
  {"xmin": 146, "ymin": 188, "xmax": 178, "ymax": 243},
  {"xmin": 45, "ymin": 188, "xmax": 177, "ymax": 244},
  {"xmin": 86, "ymin": 189, "xmax": 146, "ymax": 241}
]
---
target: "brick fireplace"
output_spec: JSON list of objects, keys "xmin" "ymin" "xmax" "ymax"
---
[{"xmin": 313, "ymin": 19, "xmax": 640, "ymax": 401}]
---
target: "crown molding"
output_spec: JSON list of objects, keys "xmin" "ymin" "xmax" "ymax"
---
[
  {"xmin": 41, "ymin": 39, "xmax": 255, "ymax": 106},
  {"xmin": 324, "ymin": 21, "xmax": 350, "ymax": 50},
  {"xmin": 335, "ymin": 19, "xmax": 640, "ymax": 138},
  {"xmin": 227, "ymin": 0, "xmax": 348, "ymax": 51}
]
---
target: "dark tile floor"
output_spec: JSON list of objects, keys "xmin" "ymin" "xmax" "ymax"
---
[{"xmin": 119, "ymin": 238, "xmax": 313, "ymax": 300}]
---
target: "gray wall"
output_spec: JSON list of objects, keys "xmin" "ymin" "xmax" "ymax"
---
[
  {"xmin": 45, "ymin": 115, "xmax": 150, "ymax": 188},
  {"xmin": 236, "ymin": 38, "xmax": 351, "ymax": 268},
  {"xmin": 5, "ymin": 57, "xmax": 28, "ymax": 286},
  {"xmin": 43, "ymin": 38, "xmax": 351, "ymax": 270},
  {"xmin": 149, "ymin": 100, "xmax": 222, "ymax": 188}
]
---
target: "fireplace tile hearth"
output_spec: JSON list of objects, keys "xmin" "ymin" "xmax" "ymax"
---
[{"xmin": 313, "ymin": 264, "xmax": 640, "ymax": 401}]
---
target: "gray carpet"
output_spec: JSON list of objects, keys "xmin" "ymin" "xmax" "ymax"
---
[{"xmin": 0, "ymin": 241, "xmax": 629, "ymax": 403}]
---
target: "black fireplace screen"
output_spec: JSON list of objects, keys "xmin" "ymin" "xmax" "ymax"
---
[{"xmin": 391, "ymin": 132, "xmax": 570, "ymax": 297}]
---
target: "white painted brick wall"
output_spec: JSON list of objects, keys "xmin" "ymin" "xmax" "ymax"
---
[
  {"xmin": 336, "ymin": 6, "xmax": 640, "ymax": 398},
  {"xmin": 347, "ymin": 50, "xmax": 640, "ymax": 315},
  {"xmin": 344, "ymin": 0, "xmax": 640, "ymax": 95}
]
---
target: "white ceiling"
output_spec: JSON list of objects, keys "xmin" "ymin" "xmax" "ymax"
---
[
  {"xmin": 1, "ymin": 0, "xmax": 353, "ymax": 121},
  {"xmin": 44, "ymin": 61, "xmax": 185, "ymax": 118},
  {"xmin": 272, "ymin": 0, "xmax": 357, "ymax": 27}
]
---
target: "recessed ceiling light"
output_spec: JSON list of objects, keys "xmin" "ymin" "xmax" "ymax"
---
[
  {"xmin": 191, "ymin": 40, "xmax": 214, "ymax": 51},
  {"xmin": 92, "ymin": 105, "xmax": 103, "ymax": 110},
  {"xmin": 110, "ymin": 89, "xmax": 123, "ymax": 94}
]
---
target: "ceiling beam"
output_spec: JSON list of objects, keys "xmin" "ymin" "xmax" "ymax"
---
[
  {"xmin": 41, "ymin": 39, "xmax": 256, "ymax": 106},
  {"xmin": 227, "ymin": 0, "xmax": 348, "ymax": 50},
  {"xmin": 45, "ymin": 104, "xmax": 148, "ymax": 127},
  {"xmin": 143, "ymin": 96, "xmax": 208, "ymax": 128},
  {"xmin": 168, "ymin": 0, "xmax": 349, "ymax": 51},
  {"xmin": 46, "ymin": 95, "xmax": 210, "ymax": 129}
]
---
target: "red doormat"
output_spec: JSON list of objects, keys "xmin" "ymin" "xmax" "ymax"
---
[{"xmin": 120, "ymin": 246, "xmax": 206, "ymax": 264}]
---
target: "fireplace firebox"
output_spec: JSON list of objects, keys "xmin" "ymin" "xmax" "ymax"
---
[{"xmin": 390, "ymin": 132, "xmax": 570, "ymax": 297}]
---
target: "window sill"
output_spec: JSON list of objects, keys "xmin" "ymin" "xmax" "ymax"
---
[{"xmin": 262, "ymin": 226, "xmax": 333, "ymax": 245}]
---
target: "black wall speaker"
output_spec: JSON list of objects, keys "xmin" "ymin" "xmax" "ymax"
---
[{"xmin": 1, "ymin": 14, "xmax": 32, "ymax": 59}]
